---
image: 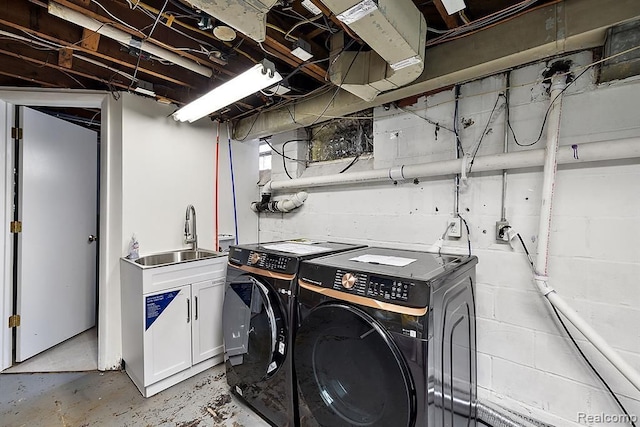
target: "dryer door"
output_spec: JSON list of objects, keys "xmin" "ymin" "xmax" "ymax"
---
[
  {"xmin": 295, "ymin": 303, "xmax": 415, "ymax": 427},
  {"xmin": 223, "ymin": 274, "xmax": 287, "ymax": 387}
]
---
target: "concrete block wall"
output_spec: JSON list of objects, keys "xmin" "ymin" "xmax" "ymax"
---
[{"xmin": 257, "ymin": 50, "xmax": 640, "ymax": 426}]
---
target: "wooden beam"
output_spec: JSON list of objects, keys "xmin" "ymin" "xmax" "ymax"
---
[
  {"xmin": 0, "ymin": 41, "xmax": 200, "ymax": 105},
  {"xmin": 0, "ymin": 47, "xmax": 123, "ymax": 89},
  {"xmin": 263, "ymin": 33, "xmax": 327, "ymax": 82},
  {"xmin": 0, "ymin": 19, "xmax": 196, "ymax": 89},
  {"xmin": 58, "ymin": 47, "xmax": 73, "ymax": 68},
  {"xmin": 80, "ymin": 28, "xmax": 100, "ymax": 51},
  {"xmin": 48, "ymin": 0, "xmax": 232, "ymax": 76},
  {"xmin": 433, "ymin": 0, "xmax": 460, "ymax": 30},
  {"xmin": 0, "ymin": 70, "xmax": 58, "ymax": 87}
]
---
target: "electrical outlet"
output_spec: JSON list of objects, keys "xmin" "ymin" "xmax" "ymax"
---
[
  {"xmin": 447, "ymin": 217, "xmax": 462, "ymax": 238},
  {"xmin": 496, "ymin": 220, "xmax": 510, "ymax": 243}
]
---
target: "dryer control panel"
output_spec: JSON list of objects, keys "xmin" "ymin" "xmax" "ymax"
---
[{"xmin": 228, "ymin": 247, "xmax": 298, "ymax": 274}]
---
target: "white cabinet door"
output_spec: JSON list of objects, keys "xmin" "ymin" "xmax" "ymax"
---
[
  {"xmin": 143, "ymin": 285, "xmax": 192, "ymax": 385},
  {"xmin": 192, "ymin": 279, "xmax": 225, "ymax": 365}
]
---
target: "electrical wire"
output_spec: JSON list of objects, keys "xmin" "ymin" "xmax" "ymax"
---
[
  {"xmin": 427, "ymin": 0, "xmax": 540, "ymax": 46},
  {"xmin": 454, "ymin": 85, "xmax": 465, "ymax": 156},
  {"xmin": 339, "ymin": 154, "xmax": 360, "ymax": 173},
  {"xmin": 91, "ymin": 0, "xmax": 144, "ymax": 35},
  {"xmin": 458, "ymin": 214, "xmax": 472, "ymax": 256},
  {"xmin": 280, "ymin": 138, "xmax": 309, "ymax": 179},
  {"xmin": 396, "ymin": 105, "xmax": 456, "ymax": 134},
  {"xmin": 130, "ymin": 0, "xmax": 169, "ymax": 88},
  {"xmin": 308, "ymin": 43, "xmax": 364, "ymax": 127},
  {"xmin": 551, "ymin": 305, "xmax": 637, "ymax": 427},
  {"xmin": 514, "ymin": 234, "xmax": 637, "ymax": 427},
  {"xmin": 271, "ymin": 8, "xmax": 335, "ymax": 33},
  {"xmin": 261, "ymin": 138, "xmax": 307, "ymax": 163},
  {"xmin": 468, "ymin": 94, "xmax": 505, "ymax": 172},
  {"xmin": 284, "ymin": 14, "xmax": 323, "ymax": 41},
  {"xmin": 509, "ymin": 65, "xmax": 591, "ymax": 147}
]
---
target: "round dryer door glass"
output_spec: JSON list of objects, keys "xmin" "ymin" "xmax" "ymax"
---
[
  {"xmin": 222, "ymin": 275, "xmax": 286, "ymax": 385},
  {"xmin": 295, "ymin": 304, "xmax": 414, "ymax": 427}
]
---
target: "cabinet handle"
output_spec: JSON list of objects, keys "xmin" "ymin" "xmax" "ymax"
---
[
  {"xmin": 187, "ymin": 298, "xmax": 190, "ymax": 323},
  {"xmin": 195, "ymin": 296, "xmax": 198, "ymax": 320}
]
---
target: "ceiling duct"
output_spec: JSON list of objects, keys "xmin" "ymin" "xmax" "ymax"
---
[
  {"xmin": 324, "ymin": 0, "xmax": 427, "ymax": 101},
  {"xmin": 184, "ymin": 0, "xmax": 278, "ymax": 42}
]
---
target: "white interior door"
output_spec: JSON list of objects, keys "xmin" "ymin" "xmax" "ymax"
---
[{"xmin": 15, "ymin": 106, "xmax": 98, "ymax": 362}]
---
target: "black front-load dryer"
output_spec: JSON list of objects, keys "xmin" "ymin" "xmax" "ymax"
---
[
  {"xmin": 295, "ymin": 247, "xmax": 478, "ymax": 427},
  {"xmin": 222, "ymin": 239, "xmax": 365, "ymax": 427}
]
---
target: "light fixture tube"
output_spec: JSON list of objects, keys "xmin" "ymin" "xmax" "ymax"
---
[
  {"xmin": 48, "ymin": 2, "xmax": 212, "ymax": 77},
  {"xmin": 172, "ymin": 61, "xmax": 282, "ymax": 123}
]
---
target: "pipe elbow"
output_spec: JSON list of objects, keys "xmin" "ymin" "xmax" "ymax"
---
[
  {"xmin": 275, "ymin": 191, "xmax": 308, "ymax": 213},
  {"xmin": 261, "ymin": 180, "xmax": 273, "ymax": 196}
]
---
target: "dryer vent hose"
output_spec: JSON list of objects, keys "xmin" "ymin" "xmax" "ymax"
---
[
  {"xmin": 250, "ymin": 191, "xmax": 308, "ymax": 213},
  {"xmin": 476, "ymin": 401, "xmax": 554, "ymax": 427}
]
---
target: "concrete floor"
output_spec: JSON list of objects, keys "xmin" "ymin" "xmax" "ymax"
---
[
  {"xmin": 0, "ymin": 364, "xmax": 269, "ymax": 427},
  {"xmin": 4, "ymin": 328, "xmax": 98, "ymax": 374}
]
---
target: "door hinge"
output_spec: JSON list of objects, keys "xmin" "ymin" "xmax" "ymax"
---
[
  {"xmin": 8, "ymin": 315, "xmax": 20, "ymax": 328},
  {"xmin": 11, "ymin": 127, "xmax": 23, "ymax": 140},
  {"xmin": 10, "ymin": 221, "xmax": 22, "ymax": 233}
]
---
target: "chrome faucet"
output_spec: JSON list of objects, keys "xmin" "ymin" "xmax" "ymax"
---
[{"xmin": 184, "ymin": 204, "xmax": 198, "ymax": 250}]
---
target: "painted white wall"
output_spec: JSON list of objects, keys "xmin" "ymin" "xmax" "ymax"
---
[
  {"xmin": 121, "ymin": 93, "xmax": 258, "ymax": 253},
  {"xmin": 216, "ymin": 123, "xmax": 260, "ymax": 245},
  {"xmin": 258, "ymin": 51, "xmax": 640, "ymax": 425},
  {"xmin": 122, "ymin": 93, "xmax": 218, "ymax": 254}
]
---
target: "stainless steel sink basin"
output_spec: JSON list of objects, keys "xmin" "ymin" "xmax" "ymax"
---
[{"xmin": 133, "ymin": 249, "xmax": 221, "ymax": 268}]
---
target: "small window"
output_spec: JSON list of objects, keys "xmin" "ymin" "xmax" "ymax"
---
[
  {"xmin": 308, "ymin": 109, "xmax": 373, "ymax": 162},
  {"xmin": 259, "ymin": 141, "xmax": 272, "ymax": 171}
]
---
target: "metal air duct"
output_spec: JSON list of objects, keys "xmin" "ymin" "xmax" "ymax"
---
[{"xmin": 324, "ymin": 0, "xmax": 427, "ymax": 101}]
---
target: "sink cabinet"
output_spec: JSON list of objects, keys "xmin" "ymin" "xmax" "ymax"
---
[{"xmin": 120, "ymin": 254, "xmax": 227, "ymax": 397}]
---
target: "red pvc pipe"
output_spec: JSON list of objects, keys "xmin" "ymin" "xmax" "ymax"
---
[{"xmin": 214, "ymin": 121, "xmax": 220, "ymax": 251}]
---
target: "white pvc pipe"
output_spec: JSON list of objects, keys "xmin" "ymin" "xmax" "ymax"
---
[
  {"xmin": 264, "ymin": 138, "xmax": 640, "ymax": 192},
  {"xmin": 534, "ymin": 75, "xmax": 565, "ymax": 289},
  {"xmin": 48, "ymin": 2, "xmax": 213, "ymax": 78},
  {"xmin": 546, "ymin": 292, "xmax": 640, "ymax": 390},
  {"xmin": 534, "ymin": 75, "xmax": 640, "ymax": 392}
]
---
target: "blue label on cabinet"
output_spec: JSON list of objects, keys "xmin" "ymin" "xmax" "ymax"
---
[{"xmin": 146, "ymin": 291, "xmax": 179, "ymax": 330}]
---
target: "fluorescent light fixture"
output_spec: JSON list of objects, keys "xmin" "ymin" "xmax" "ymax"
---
[
  {"xmin": 172, "ymin": 60, "xmax": 282, "ymax": 123},
  {"xmin": 48, "ymin": 2, "xmax": 212, "ymax": 77},
  {"xmin": 336, "ymin": 0, "xmax": 378, "ymax": 25},
  {"xmin": 441, "ymin": 0, "xmax": 466, "ymax": 15}
]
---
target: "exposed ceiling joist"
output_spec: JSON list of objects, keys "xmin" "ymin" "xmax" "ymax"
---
[
  {"xmin": 233, "ymin": 0, "xmax": 640, "ymax": 140},
  {"xmin": 433, "ymin": 0, "xmax": 460, "ymax": 29}
]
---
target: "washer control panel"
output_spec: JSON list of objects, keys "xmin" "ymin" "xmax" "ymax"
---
[
  {"xmin": 330, "ymin": 270, "xmax": 414, "ymax": 303},
  {"xmin": 228, "ymin": 247, "xmax": 297, "ymax": 274},
  {"xmin": 299, "ymin": 262, "xmax": 430, "ymax": 308},
  {"xmin": 368, "ymin": 275, "xmax": 411, "ymax": 302}
]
